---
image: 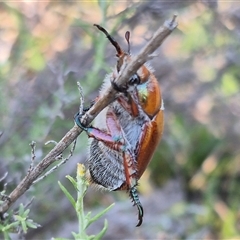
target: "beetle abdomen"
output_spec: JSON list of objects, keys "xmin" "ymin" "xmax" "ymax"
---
[{"xmin": 87, "ymin": 139, "xmax": 126, "ymax": 191}]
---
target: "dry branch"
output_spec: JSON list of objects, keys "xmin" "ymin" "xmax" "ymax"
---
[{"xmin": 0, "ymin": 15, "xmax": 178, "ymax": 214}]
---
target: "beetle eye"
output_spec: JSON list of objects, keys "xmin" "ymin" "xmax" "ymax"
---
[{"xmin": 129, "ymin": 74, "xmax": 140, "ymax": 85}]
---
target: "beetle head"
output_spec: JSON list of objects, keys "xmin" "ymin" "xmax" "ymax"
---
[{"xmin": 94, "ymin": 24, "xmax": 151, "ymax": 86}]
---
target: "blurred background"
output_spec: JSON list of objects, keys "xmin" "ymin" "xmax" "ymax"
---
[{"xmin": 0, "ymin": 0, "xmax": 240, "ymax": 239}]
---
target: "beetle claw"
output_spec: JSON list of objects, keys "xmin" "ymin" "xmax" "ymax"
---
[
  {"xmin": 74, "ymin": 112, "xmax": 88, "ymax": 131},
  {"xmin": 129, "ymin": 187, "xmax": 144, "ymax": 227},
  {"xmin": 83, "ymin": 101, "xmax": 95, "ymax": 112},
  {"xmin": 136, "ymin": 203, "xmax": 144, "ymax": 227},
  {"xmin": 74, "ymin": 101, "xmax": 95, "ymax": 130}
]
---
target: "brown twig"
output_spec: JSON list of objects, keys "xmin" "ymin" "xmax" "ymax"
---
[{"xmin": 0, "ymin": 15, "xmax": 178, "ymax": 214}]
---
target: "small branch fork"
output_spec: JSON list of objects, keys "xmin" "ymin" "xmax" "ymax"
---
[
  {"xmin": 0, "ymin": 15, "xmax": 178, "ymax": 214},
  {"xmin": 32, "ymin": 139, "xmax": 77, "ymax": 184}
]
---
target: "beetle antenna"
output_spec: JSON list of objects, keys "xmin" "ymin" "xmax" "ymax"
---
[
  {"xmin": 125, "ymin": 31, "xmax": 131, "ymax": 54},
  {"xmin": 130, "ymin": 187, "xmax": 144, "ymax": 227},
  {"xmin": 94, "ymin": 24, "xmax": 123, "ymax": 56}
]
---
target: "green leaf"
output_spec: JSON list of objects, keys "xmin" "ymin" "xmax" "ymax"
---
[
  {"xmin": 58, "ymin": 181, "xmax": 76, "ymax": 208},
  {"xmin": 21, "ymin": 220, "xmax": 28, "ymax": 233},
  {"xmin": 2, "ymin": 221, "xmax": 19, "ymax": 231},
  {"xmin": 26, "ymin": 219, "xmax": 39, "ymax": 229},
  {"xmin": 18, "ymin": 203, "xmax": 25, "ymax": 215},
  {"xmin": 86, "ymin": 203, "xmax": 114, "ymax": 228},
  {"xmin": 23, "ymin": 208, "xmax": 30, "ymax": 218},
  {"xmin": 14, "ymin": 215, "xmax": 22, "ymax": 221},
  {"xmin": 66, "ymin": 175, "xmax": 78, "ymax": 190},
  {"xmin": 93, "ymin": 219, "xmax": 108, "ymax": 240}
]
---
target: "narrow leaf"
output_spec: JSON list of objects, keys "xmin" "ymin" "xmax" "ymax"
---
[
  {"xmin": 66, "ymin": 175, "xmax": 78, "ymax": 190},
  {"xmin": 58, "ymin": 181, "xmax": 76, "ymax": 208},
  {"xmin": 86, "ymin": 203, "xmax": 114, "ymax": 228},
  {"xmin": 93, "ymin": 219, "xmax": 108, "ymax": 240}
]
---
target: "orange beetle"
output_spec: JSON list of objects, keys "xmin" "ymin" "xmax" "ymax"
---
[{"xmin": 75, "ymin": 24, "xmax": 164, "ymax": 226}]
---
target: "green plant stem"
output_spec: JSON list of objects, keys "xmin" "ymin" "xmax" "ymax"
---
[{"xmin": 76, "ymin": 164, "xmax": 88, "ymax": 239}]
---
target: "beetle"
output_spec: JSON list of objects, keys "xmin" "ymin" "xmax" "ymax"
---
[{"xmin": 74, "ymin": 24, "xmax": 164, "ymax": 227}]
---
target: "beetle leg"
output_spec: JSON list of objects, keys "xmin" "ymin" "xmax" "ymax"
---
[
  {"xmin": 122, "ymin": 150, "xmax": 138, "ymax": 188},
  {"xmin": 105, "ymin": 108, "xmax": 139, "ymax": 189},
  {"xmin": 75, "ymin": 107, "xmax": 131, "ymax": 152},
  {"xmin": 116, "ymin": 86, "xmax": 151, "ymax": 121},
  {"xmin": 107, "ymin": 112, "xmax": 142, "ymax": 227},
  {"xmin": 74, "ymin": 112, "xmax": 89, "ymax": 131},
  {"xmin": 79, "ymin": 106, "xmax": 139, "ymax": 186},
  {"xmin": 74, "ymin": 99, "xmax": 97, "ymax": 129},
  {"xmin": 130, "ymin": 187, "xmax": 143, "ymax": 227},
  {"xmin": 116, "ymin": 95, "xmax": 140, "ymax": 118}
]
